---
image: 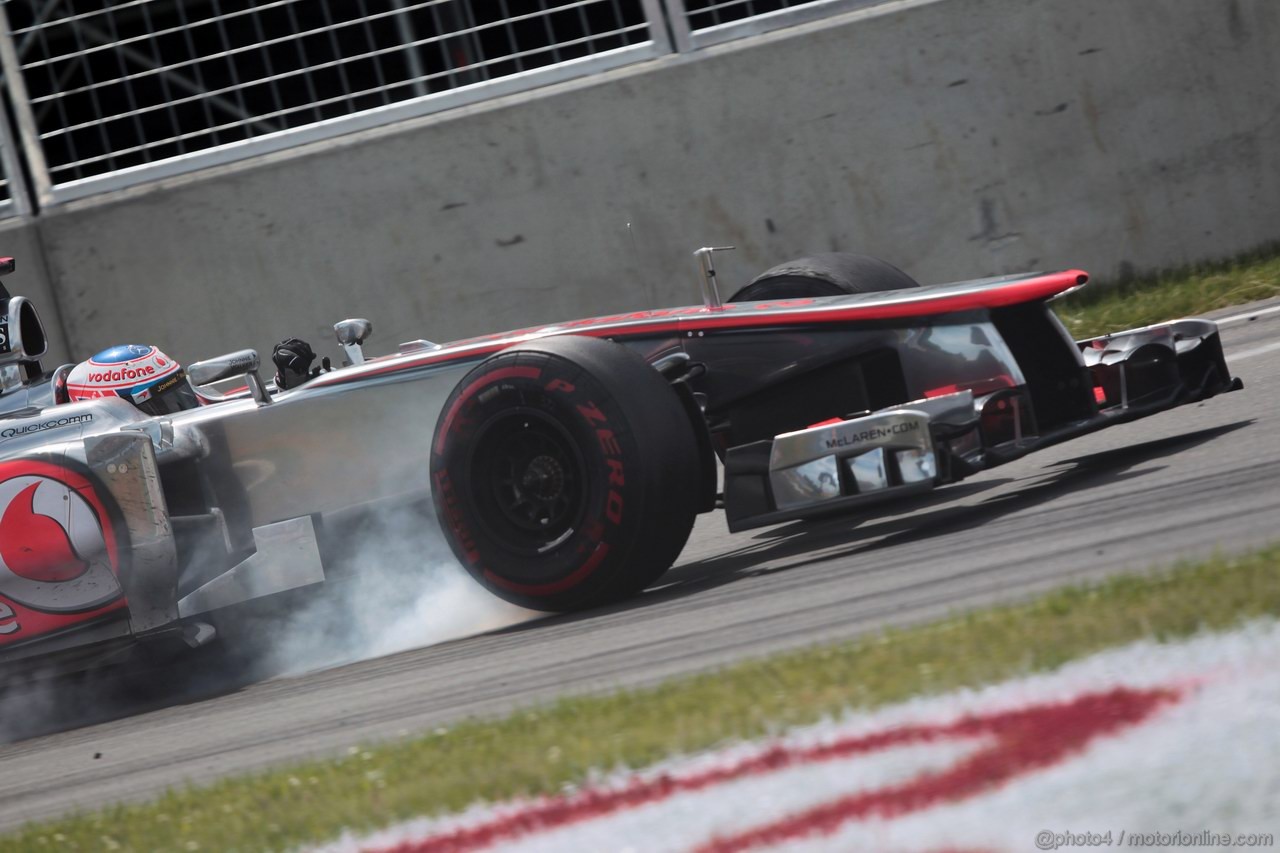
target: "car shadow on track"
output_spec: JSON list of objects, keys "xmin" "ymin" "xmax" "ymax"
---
[
  {"xmin": 0, "ymin": 645, "xmax": 262, "ymax": 744},
  {"xmin": 673, "ymin": 419, "xmax": 1252, "ymax": 581},
  {"xmin": 506, "ymin": 419, "xmax": 1256, "ymax": 633}
]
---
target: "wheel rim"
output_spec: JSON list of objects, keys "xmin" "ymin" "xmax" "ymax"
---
[{"xmin": 470, "ymin": 408, "xmax": 587, "ymax": 556}]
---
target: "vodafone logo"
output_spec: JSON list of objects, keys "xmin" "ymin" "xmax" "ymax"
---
[
  {"xmin": 86, "ymin": 364, "xmax": 156, "ymax": 384},
  {"xmin": 0, "ymin": 464, "xmax": 122, "ymax": 622}
]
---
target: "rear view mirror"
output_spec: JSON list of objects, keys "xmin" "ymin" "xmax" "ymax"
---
[
  {"xmin": 188, "ymin": 349, "xmax": 260, "ymax": 386},
  {"xmin": 187, "ymin": 349, "xmax": 271, "ymax": 406},
  {"xmin": 334, "ymin": 318, "xmax": 372, "ymax": 365},
  {"xmin": 0, "ymin": 297, "xmax": 48, "ymax": 366}
]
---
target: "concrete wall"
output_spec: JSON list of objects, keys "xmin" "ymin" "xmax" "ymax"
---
[{"xmin": 14, "ymin": 0, "xmax": 1280, "ymax": 363}]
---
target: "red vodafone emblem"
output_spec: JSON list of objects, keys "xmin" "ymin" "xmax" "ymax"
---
[{"xmin": 0, "ymin": 461, "xmax": 124, "ymax": 642}]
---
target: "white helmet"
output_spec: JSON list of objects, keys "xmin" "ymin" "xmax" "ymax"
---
[{"xmin": 65, "ymin": 345, "xmax": 199, "ymax": 415}]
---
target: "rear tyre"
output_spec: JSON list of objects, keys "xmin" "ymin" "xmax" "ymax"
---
[
  {"xmin": 430, "ymin": 336, "xmax": 700, "ymax": 612},
  {"xmin": 728, "ymin": 252, "xmax": 920, "ymax": 301}
]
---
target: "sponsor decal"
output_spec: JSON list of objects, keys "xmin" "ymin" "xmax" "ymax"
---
[
  {"xmin": 86, "ymin": 363, "xmax": 158, "ymax": 384},
  {"xmin": 133, "ymin": 370, "xmax": 186, "ymax": 403},
  {"xmin": 825, "ymin": 420, "xmax": 919, "ymax": 449},
  {"xmin": 0, "ymin": 412, "xmax": 94, "ymax": 440},
  {"xmin": 0, "ymin": 320, "xmax": 8, "ymax": 353},
  {"xmin": 0, "ymin": 461, "xmax": 124, "ymax": 644}
]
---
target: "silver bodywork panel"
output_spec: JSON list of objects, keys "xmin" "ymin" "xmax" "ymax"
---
[
  {"xmin": 177, "ymin": 516, "xmax": 324, "ymax": 618},
  {"xmin": 85, "ymin": 433, "xmax": 177, "ymax": 635}
]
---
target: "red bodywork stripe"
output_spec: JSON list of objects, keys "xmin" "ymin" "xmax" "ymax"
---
[
  {"xmin": 312, "ymin": 271, "xmax": 1088, "ymax": 390},
  {"xmin": 924, "ymin": 375, "xmax": 1017, "ymax": 399},
  {"xmin": 923, "ymin": 384, "xmax": 961, "ymax": 399}
]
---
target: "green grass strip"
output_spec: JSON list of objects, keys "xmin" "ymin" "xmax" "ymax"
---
[
  {"xmin": 8, "ymin": 545, "xmax": 1280, "ymax": 852},
  {"xmin": 1054, "ymin": 244, "xmax": 1280, "ymax": 338}
]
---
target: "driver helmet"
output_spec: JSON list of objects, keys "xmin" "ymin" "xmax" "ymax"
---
[{"xmin": 65, "ymin": 344, "xmax": 200, "ymax": 415}]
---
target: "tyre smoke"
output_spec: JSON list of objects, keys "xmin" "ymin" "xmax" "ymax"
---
[
  {"xmin": 0, "ymin": 502, "xmax": 541, "ymax": 743},
  {"xmin": 232, "ymin": 501, "xmax": 543, "ymax": 678}
]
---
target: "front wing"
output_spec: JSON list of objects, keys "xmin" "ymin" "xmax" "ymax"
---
[{"xmin": 723, "ymin": 317, "xmax": 1241, "ymax": 532}]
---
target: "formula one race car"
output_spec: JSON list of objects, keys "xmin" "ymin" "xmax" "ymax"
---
[{"xmin": 0, "ymin": 251, "xmax": 1241, "ymax": 673}]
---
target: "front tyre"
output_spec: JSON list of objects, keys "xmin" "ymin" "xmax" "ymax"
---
[{"xmin": 430, "ymin": 336, "xmax": 700, "ymax": 612}]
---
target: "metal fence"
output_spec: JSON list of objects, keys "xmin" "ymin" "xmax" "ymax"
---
[
  {"xmin": 664, "ymin": 0, "xmax": 888, "ymax": 50},
  {"xmin": 0, "ymin": 111, "xmax": 29, "ymax": 218},
  {"xmin": 0, "ymin": 0, "xmax": 885, "ymax": 211}
]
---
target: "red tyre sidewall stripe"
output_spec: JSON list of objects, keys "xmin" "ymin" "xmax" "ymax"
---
[
  {"xmin": 482, "ymin": 542, "xmax": 611, "ymax": 596},
  {"xmin": 436, "ymin": 358, "xmax": 632, "ymax": 599},
  {"xmin": 433, "ymin": 365, "xmax": 542, "ymax": 455}
]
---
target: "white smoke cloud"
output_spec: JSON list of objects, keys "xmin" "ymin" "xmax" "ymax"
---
[
  {"xmin": 234, "ymin": 502, "xmax": 543, "ymax": 679},
  {"xmin": 0, "ymin": 503, "xmax": 542, "ymax": 743}
]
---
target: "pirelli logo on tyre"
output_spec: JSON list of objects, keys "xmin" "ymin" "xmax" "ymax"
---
[
  {"xmin": 432, "ymin": 468, "xmax": 478, "ymax": 566},
  {"xmin": 557, "ymin": 387, "xmax": 625, "ymax": 528},
  {"xmin": 0, "ymin": 460, "xmax": 126, "ymax": 644}
]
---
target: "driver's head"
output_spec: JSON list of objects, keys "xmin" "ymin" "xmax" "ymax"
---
[{"xmin": 66, "ymin": 344, "xmax": 200, "ymax": 415}]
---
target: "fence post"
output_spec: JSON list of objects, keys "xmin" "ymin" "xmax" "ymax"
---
[
  {"xmin": 659, "ymin": 0, "xmax": 695, "ymax": 53},
  {"xmin": 0, "ymin": 98, "xmax": 30, "ymax": 218},
  {"xmin": 0, "ymin": 3, "xmax": 52, "ymax": 209},
  {"xmin": 637, "ymin": 0, "xmax": 675, "ymax": 55}
]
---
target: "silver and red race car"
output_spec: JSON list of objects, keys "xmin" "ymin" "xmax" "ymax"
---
[{"xmin": 0, "ymin": 251, "xmax": 1241, "ymax": 674}]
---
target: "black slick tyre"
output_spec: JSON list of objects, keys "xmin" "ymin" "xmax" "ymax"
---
[
  {"xmin": 728, "ymin": 252, "xmax": 920, "ymax": 301},
  {"xmin": 430, "ymin": 335, "xmax": 700, "ymax": 612}
]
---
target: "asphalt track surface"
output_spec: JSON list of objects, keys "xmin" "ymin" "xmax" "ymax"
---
[{"xmin": 2, "ymin": 300, "xmax": 1279, "ymax": 832}]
